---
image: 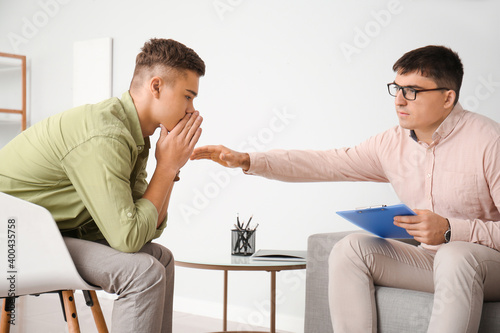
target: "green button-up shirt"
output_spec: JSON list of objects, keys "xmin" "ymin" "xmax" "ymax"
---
[{"xmin": 0, "ymin": 91, "xmax": 166, "ymax": 252}]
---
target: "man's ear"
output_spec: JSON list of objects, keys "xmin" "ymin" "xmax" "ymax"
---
[
  {"xmin": 149, "ymin": 77, "xmax": 162, "ymax": 98},
  {"xmin": 443, "ymin": 90, "xmax": 457, "ymax": 109}
]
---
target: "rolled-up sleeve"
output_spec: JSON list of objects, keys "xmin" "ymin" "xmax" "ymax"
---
[
  {"xmin": 61, "ymin": 135, "xmax": 161, "ymax": 253},
  {"xmin": 447, "ymin": 137, "xmax": 500, "ymax": 251}
]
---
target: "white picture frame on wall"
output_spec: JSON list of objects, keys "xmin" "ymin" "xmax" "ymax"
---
[{"xmin": 73, "ymin": 37, "xmax": 113, "ymax": 107}]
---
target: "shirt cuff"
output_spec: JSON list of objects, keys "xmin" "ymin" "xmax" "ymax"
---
[
  {"xmin": 244, "ymin": 152, "xmax": 266, "ymax": 175},
  {"xmin": 154, "ymin": 212, "xmax": 168, "ymax": 239},
  {"xmin": 448, "ymin": 217, "xmax": 469, "ymax": 242}
]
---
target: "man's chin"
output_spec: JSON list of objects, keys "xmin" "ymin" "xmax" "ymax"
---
[
  {"xmin": 397, "ymin": 120, "xmax": 413, "ymax": 130},
  {"xmin": 160, "ymin": 122, "xmax": 174, "ymax": 132}
]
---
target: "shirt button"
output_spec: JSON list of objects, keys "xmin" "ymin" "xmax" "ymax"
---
[
  {"xmin": 127, "ymin": 212, "xmax": 133, "ymax": 218},
  {"xmin": 427, "ymin": 173, "xmax": 432, "ymax": 178},
  {"xmin": 138, "ymin": 146, "xmax": 143, "ymax": 151}
]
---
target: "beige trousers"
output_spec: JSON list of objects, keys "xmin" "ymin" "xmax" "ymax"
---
[
  {"xmin": 64, "ymin": 237, "xmax": 175, "ymax": 333},
  {"xmin": 329, "ymin": 233, "xmax": 500, "ymax": 333}
]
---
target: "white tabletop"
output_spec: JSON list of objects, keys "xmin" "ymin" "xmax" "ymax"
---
[{"xmin": 175, "ymin": 250, "xmax": 306, "ymax": 271}]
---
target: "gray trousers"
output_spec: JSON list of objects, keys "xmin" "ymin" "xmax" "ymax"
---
[
  {"xmin": 329, "ymin": 233, "xmax": 500, "ymax": 333},
  {"xmin": 64, "ymin": 237, "xmax": 174, "ymax": 333}
]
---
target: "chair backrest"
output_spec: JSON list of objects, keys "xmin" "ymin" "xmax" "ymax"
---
[{"xmin": 0, "ymin": 192, "xmax": 97, "ymax": 297}]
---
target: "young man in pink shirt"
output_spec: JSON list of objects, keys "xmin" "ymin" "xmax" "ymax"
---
[{"xmin": 191, "ymin": 45, "xmax": 500, "ymax": 332}]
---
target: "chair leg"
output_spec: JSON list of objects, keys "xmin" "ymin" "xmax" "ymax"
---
[
  {"xmin": 0, "ymin": 298, "xmax": 15, "ymax": 333},
  {"xmin": 82, "ymin": 290, "xmax": 108, "ymax": 333},
  {"xmin": 0, "ymin": 300, "xmax": 10, "ymax": 333},
  {"xmin": 60, "ymin": 290, "xmax": 81, "ymax": 333}
]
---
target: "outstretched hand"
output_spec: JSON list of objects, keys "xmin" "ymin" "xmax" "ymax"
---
[{"xmin": 190, "ymin": 145, "xmax": 250, "ymax": 171}]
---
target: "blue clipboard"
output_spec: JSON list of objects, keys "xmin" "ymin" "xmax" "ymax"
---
[{"xmin": 336, "ymin": 204, "xmax": 416, "ymax": 239}]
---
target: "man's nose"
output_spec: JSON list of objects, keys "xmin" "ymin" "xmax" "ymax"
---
[
  {"xmin": 186, "ymin": 103, "xmax": 196, "ymax": 113},
  {"xmin": 395, "ymin": 89, "xmax": 407, "ymax": 105}
]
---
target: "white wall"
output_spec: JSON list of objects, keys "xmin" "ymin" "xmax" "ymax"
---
[
  {"xmin": 1, "ymin": 0, "xmax": 499, "ymax": 331},
  {"xmin": 0, "ymin": 55, "xmax": 24, "ymax": 146}
]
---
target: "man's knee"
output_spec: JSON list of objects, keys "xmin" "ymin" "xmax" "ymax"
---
[
  {"xmin": 432, "ymin": 242, "xmax": 488, "ymax": 311},
  {"xmin": 141, "ymin": 242, "xmax": 174, "ymax": 268},
  {"xmin": 329, "ymin": 233, "xmax": 373, "ymax": 268},
  {"xmin": 160, "ymin": 246, "xmax": 175, "ymax": 280},
  {"xmin": 434, "ymin": 242, "xmax": 481, "ymax": 274},
  {"xmin": 128, "ymin": 253, "xmax": 168, "ymax": 291},
  {"xmin": 331, "ymin": 232, "xmax": 378, "ymax": 255},
  {"xmin": 434, "ymin": 242, "xmax": 492, "ymax": 285}
]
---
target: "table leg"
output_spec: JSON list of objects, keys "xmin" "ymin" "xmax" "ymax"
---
[
  {"xmin": 270, "ymin": 271, "xmax": 276, "ymax": 333},
  {"xmin": 222, "ymin": 269, "xmax": 276, "ymax": 333},
  {"xmin": 223, "ymin": 270, "xmax": 228, "ymax": 332}
]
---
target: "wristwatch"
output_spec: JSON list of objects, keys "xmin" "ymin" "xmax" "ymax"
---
[{"xmin": 444, "ymin": 219, "xmax": 451, "ymax": 243}]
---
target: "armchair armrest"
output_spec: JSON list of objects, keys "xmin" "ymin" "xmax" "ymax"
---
[
  {"xmin": 304, "ymin": 231, "xmax": 419, "ymax": 333},
  {"xmin": 304, "ymin": 231, "xmax": 361, "ymax": 333}
]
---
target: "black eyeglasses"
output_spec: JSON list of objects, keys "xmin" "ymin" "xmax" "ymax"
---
[{"xmin": 387, "ymin": 83, "xmax": 451, "ymax": 101}]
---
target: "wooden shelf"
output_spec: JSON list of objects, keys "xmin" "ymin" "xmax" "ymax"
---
[{"xmin": 0, "ymin": 52, "xmax": 26, "ymax": 131}]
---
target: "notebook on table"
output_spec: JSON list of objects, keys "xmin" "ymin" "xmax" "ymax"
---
[{"xmin": 251, "ymin": 249, "xmax": 307, "ymax": 262}]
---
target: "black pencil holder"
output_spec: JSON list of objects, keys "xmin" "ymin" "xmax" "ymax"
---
[{"xmin": 231, "ymin": 229, "xmax": 256, "ymax": 256}]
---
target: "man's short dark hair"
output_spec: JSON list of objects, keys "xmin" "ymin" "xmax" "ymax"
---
[
  {"xmin": 393, "ymin": 45, "xmax": 464, "ymax": 105},
  {"xmin": 131, "ymin": 38, "xmax": 205, "ymax": 89}
]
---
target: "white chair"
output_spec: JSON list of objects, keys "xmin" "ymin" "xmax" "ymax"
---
[{"xmin": 0, "ymin": 192, "xmax": 108, "ymax": 332}]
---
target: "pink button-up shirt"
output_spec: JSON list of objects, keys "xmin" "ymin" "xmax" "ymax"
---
[{"xmin": 246, "ymin": 104, "xmax": 500, "ymax": 252}]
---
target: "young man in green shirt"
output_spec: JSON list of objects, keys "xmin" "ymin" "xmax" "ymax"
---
[{"xmin": 0, "ymin": 38, "xmax": 205, "ymax": 332}]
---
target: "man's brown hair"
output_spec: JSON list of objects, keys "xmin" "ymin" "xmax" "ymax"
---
[
  {"xmin": 393, "ymin": 45, "xmax": 463, "ymax": 105},
  {"xmin": 130, "ymin": 38, "xmax": 205, "ymax": 89}
]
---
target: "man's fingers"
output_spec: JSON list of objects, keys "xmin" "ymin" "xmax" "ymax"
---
[
  {"xmin": 186, "ymin": 114, "xmax": 203, "ymax": 142},
  {"xmin": 188, "ymin": 127, "xmax": 203, "ymax": 151},
  {"xmin": 191, "ymin": 145, "xmax": 222, "ymax": 160},
  {"xmin": 396, "ymin": 222, "xmax": 418, "ymax": 231},
  {"xmin": 394, "ymin": 209, "xmax": 432, "ymax": 225},
  {"xmin": 394, "ymin": 215, "xmax": 420, "ymax": 223},
  {"xmin": 158, "ymin": 124, "xmax": 168, "ymax": 138},
  {"xmin": 169, "ymin": 112, "xmax": 192, "ymax": 136},
  {"xmin": 190, "ymin": 150, "xmax": 212, "ymax": 160},
  {"xmin": 394, "ymin": 214, "xmax": 420, "ymax": 232},
  {"xmin": 192, "ymin": 145, "xmax": 211, "ymax": 155}
]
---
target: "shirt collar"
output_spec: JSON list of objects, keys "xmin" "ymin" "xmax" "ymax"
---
[
  {"xmin": 120, "ymin": 91, "xmax": 145, "ymax": 147},
  {"xmin": 431, "ymin": 102, "xmax": 465, "ymax": 143},
  {"xmin": 409, "ymin": 103, "xmax": 466, "ymax": 145}
]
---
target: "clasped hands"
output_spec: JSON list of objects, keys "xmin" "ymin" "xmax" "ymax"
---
[{"xmin": 155, "ymin": 111, "xmax": 203, "ymax": 174}]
